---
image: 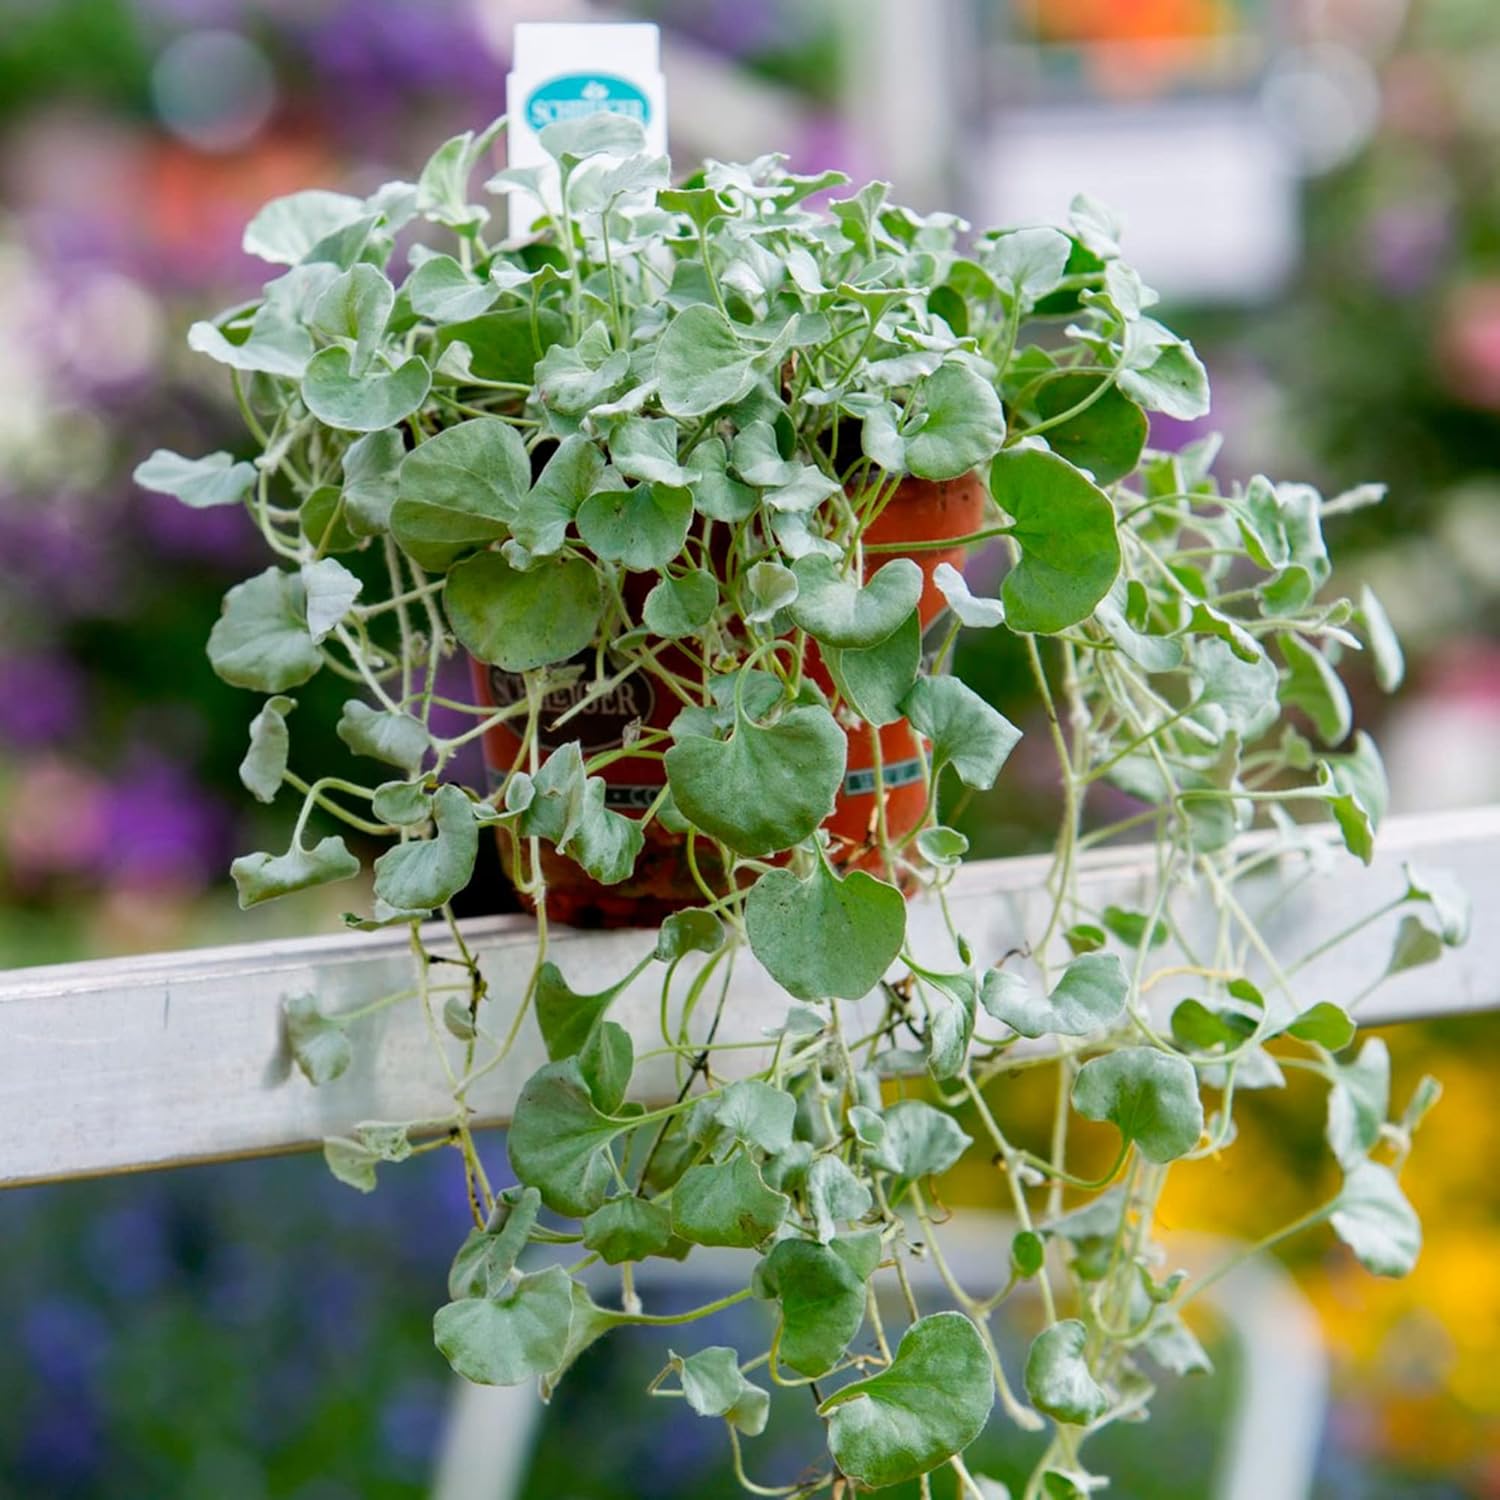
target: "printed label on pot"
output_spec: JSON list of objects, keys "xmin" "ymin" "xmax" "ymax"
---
[
  {"xmin": 487, "ymin": 656, "xmax": 656, "ymax": 754},
  {"xmin": 842, "ymin": 758, "xmax": 925, "ymax": 797}
]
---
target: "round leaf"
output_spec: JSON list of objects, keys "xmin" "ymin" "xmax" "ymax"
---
[
  {"xmin": 990, "ymin": 448, "xmax": 1121, "ymax": 634},
  {"xmin": 445, "ymin": 553, "xmax": 603, "ymax": 672},
  {"xmin": 904, "ymin": 362, "xmax": 1007, "ymax": 481},
  {"xmin": 433, "ymin": 1265, "xmax": 575, "ymax": 1386},
  {"xmin": 208, "ymin": 568, "xmax": 321, "ymax": 693},
  {"xmin": 664, "ymin": 703, "xmax": 845, "ymax": 858},
  {"xmin": 1024, "ymin": 1320, "xmax": 1108, "ymax": 1427},
  {"xmin": 789, "ymin": 556, "xmax": 922, "ymax": 649},
  {"xmin": 1071, "ymin": 1047, "xmax": 1203, "ymax": 1164},
  {"xmin": 390, "ymin": 417, "xmax": 531, "ymax": 570},
  {"xmin": 302, "ymin": 348, "xmax": 431, "ymax": 433},
  {"xmin": 746, "ymin": 859, "xmax": 906, "ymax": 1002},
  {"xmin": 656, "ymin": 305, "xmax": 755, "ymax": 418},
  {"xmin": 823, "ymin": 1312, "xmax": 993, "ymax": 1488}
]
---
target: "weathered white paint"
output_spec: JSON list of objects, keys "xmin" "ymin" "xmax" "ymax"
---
[{"xmin": 2, "ymin": 806, "xmax": 1496, "ymax": 1188}]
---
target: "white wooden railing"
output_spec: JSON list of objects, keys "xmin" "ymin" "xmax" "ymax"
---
[{"xmin": 3, "ymin": 806, "xmax": 1496, "ymax": 1500}]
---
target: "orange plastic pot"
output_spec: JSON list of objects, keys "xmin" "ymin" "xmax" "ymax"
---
[{"xmin": 470, "ymin": 470, "xmax": 987, "ymax": 926}]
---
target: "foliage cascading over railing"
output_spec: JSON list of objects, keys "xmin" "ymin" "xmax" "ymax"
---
[{"xmin": 135, "ymin": 114, "xmax": 1468, "ymax": 1498}]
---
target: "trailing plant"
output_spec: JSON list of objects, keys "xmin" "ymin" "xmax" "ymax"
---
[{"xmin": 136, "ymin": 114, "xmax": 1468, "ymax": 1497}]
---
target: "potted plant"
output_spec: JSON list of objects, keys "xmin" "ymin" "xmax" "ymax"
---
[{"xmin": 136, "ymin": 113, "xmax": 1466, "ymax": 1497}]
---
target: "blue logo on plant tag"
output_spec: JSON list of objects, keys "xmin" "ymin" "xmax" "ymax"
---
[{"xmin": 526, "ymin": 74, "xmax": 650, "ymax": 132}]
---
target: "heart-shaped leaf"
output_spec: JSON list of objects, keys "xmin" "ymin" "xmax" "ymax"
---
[
  {"xmin": 665, "ymin": 700, "xmax": 845, "ymax": 857},
  {"xmin": 372, "ymin": 784, "xmax": 477, "ymax": 911},
  {"xmin": 283, "ymin": 991, "xmax": 352, "ymax": 1085},
  {"xmin": 1024, "ymin": 1319, "xmax": 1108, "ymax": 1426},
  {"xmin": 822, "ymin": 1312, "xmax": 993, "ymax": 1488},
  {"xmin": 690, "ymin": 436, "xmax": 757, "ymax": 521},
  {"xmin": 746, "ymin": 857, "xmax": 905, "ymax": 1001},
  {"xmin": 406, "ymin": 253, "xmax": 500, "ymax": 323},
  {"xmin": 670, "ymin": 1347, "xmax": 770, "ymax": 1436},
  {"xmin": 391, "ymin": 417, "xmax": 530, "ymax": 570},
  {"xmin": 310, "ymin": 264, "xmax": 394, "ymax": 375},
  {"xmin": 692, "ymin": 1080, "xmax": 796, "ymax": 1159},
  {"xmin": 244, "ymin": 188, "xmax": 368, "ymax": 265},
  {"xmin": 754, "ymin": 1231, "xmax": 879, "ymax": 1377},
  {"xmin": 807, "ymin": 1155, "xmax": 874, "ymax": 1243},
  {"xmin": 608, "ymin": 416, "xmax": 700, "ymax": 487},
  {"xmin": 134, "ymin": 448, "xmax": 256, "ymax": 509},
  {"xmin": 433, "ymin": 1265, "xmax": 575, "ymax": 1386},
  {"xmin": 582, "ymin": 1195, "xmax": 673, "ymax": 1265},
  {"xmin": 576, "ymin": 480, "xmax": 694, "ymax": 571},
  {"xmin": 904, "ymin": 362, "xmax": 1007, "ymax": 481},
  {"xmin": 302, "ymin": 348, "xmax": 431, "ymax": 432},
  {"xmin": 643, "ymin": 569, "xmax": 718, "ymax": 638},
  {"xmin": 982, "ymin": 226, "xmax": 1071, "ymax": 309},
  {"xmin": 511, "ymin": 434, "xmax": 604, "ymax": 556},
  {"xmin": 654, "ymin": 909, "xmax": 725, "ymax": 963},
  {"xmin": 1073, "ymin": 1048, "xmax": 1203, "ymax": 1164},
  {"xmin": 445, "ymin": 553, "xmax": 603, "ymax": 672},
  {"xmin": 231, "ymin": 835, "xmax": 360, "ymax": 909},
  {"xmin": 902, "ymin": 675, "xmax": 1021, "ymax": 790},
  {"xmin": 790, "ymin": 556, "xmax": 922, "ymax": 649},
  {"xmin": 336, "ymin": 700, "xmax": 431, "ymax": 775},
  {"xmin": 876, "ymin": 1101, "xmax": 972, "ymax": 1189},
  {"xmin": 1330, "ymin": 1161, "xmax": 1420, "ymax": 1277},
  {"xmin": 981, "ymin": 953, "xmax": 1128, "ymax": 1039},
  {"xmin": 828, "ymin": 609, "xmax": 921, "ymax": 726},
  {"xmin": 990, "ymin": 448, "xmax": 1121, "ymax": 634},
  {"xmin": 507, "ymin": 1058, "xmax": 624, "ymax": 1216},
  {"xmin": 656, "ymin": 304, "xmax": 756, "ymax": 418},
  {"xmin": 671, "ymin": 1154, "xmax": 789, "ymax": 1248},
  {"xmin": 209, "ymin": 568, "xmax": 322, "ymax": 693},
  {"xmin": 340, "ymin": 428, "xmax": 405, "ymax": 533}
]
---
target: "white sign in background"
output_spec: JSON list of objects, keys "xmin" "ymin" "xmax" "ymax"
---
[{"xmin": 504, "ymin": 22, "xmax": 668, "ymax": 226}]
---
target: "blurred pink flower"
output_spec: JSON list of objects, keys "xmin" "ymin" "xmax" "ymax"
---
[
  {"xmin": 1438, "ymin": 281, "xmax": 1500, "ymax": 409},
  {"xmin": 2, "ymin": 757, "xmax": 109, "ymax": 880}
]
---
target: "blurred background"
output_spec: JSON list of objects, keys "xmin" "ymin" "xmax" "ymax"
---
[{"xmin": 1, "ymin": 0, "xmax": 1498, "ymax": 1495}]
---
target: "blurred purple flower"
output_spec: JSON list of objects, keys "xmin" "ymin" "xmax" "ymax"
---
[
  {"xmin": 136, "ymin": 485, "xmax": 261, "ymax": 565},
  {"xmin": 0, "ymin": 492, "xmax": 122, "ymax": 618},
  {"xmin": 290, "ymin": 0, "xmax": 502, "ymax": 145},
  {"xmin": 0, "ymin": 653, "xmax": 86, "ymax": 747},
  {"xmin": 21, "ymin": 1296, "xmax": 112, "ymax": 1390},
  {"xmin": 206, "ymin": 1241, "xmax": 279, "ymax": 1328},
  {"xmin": 378, "ymin": 1376, "xmax": 446, "ymax": 1471},
  {"xmin": 84, "ymin": 1199, "xmax": 174, "ymax": 1300},
  {"xmin": 1367, "ymin": 201, "xmax": 1451, "ymax": 294},
  {"xmin": 99, "ymin": 754, "xmax": 232, "ymax": 889},
  {"xmin": 18, "ymin": 1400, "xmax": 103, "ymax": 1490}
]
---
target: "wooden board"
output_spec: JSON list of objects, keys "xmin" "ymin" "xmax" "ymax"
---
[{"xmin": 3, "ymin": 806, "xmax": 1496, "ymax": 1187}]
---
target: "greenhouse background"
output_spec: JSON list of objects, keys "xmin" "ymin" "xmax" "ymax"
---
[{"xmin": 1, "ymin": 1, "xmax": 1498, "ymax": 1495}]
